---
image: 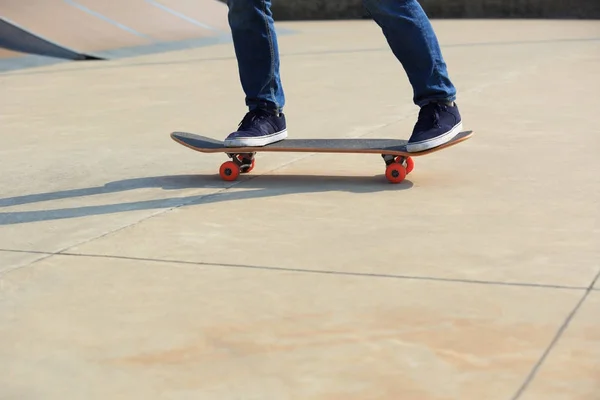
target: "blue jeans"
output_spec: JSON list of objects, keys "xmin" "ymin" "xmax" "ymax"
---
[{"xmin": 226, "ymin": 0, "xmax": 456, "ymax": 112}]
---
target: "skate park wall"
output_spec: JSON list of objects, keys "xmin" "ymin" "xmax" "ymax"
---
[{"xmin": 216, "ymin": 0, "xmax": 600, "ymax": 20}]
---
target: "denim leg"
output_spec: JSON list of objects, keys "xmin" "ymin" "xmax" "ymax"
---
[
  {"xmin": 227, "ymin": 0, "xmax": 285, "ymax": 113},
  {"xmin": 363, "ymin": 0, "xmax": 456, "ymax": 106}
]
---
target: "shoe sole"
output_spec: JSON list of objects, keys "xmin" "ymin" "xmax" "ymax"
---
[
  {"xmin": 406, "ymin": 122, "xmax": 463, "ymax": 153},
  {"xmin": 224, "ymin": 129, "xmax": 288, "ymax": 147}
]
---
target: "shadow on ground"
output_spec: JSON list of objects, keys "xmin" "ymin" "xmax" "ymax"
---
[{"xmin": 0, "ymin": 173, "xmax": 414, "ymax": 225}]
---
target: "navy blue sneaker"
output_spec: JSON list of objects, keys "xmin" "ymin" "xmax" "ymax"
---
[
  {"xmin": 407, "ymin": 101, "xmax": 463, "ymax": 152},
  {"xmin": 224, "ymin": 109, "xmax": 287, "ymax": 147}
]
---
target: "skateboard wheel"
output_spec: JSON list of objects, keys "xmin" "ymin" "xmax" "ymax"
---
[
  {"xmin": 395, "ymin": 156, "xmax": 414, "ymax": 174},
  {"xmin": 236, "ymin": 155, "xmax": 255, "ymax": 173},
  {"xmin": 219, "ymin": 161, "xmax": 240, "ymax": 181},
  {"xmin": 405, "ymin": 156, "xmax": 414, "ymax": 174},
  {"xmin": 244, "ymin": 159, "xmax": 256, "ymax": 173},
  {"xmin": 385, "ymin": 163, "xmax": 406, "ymax": 184}
]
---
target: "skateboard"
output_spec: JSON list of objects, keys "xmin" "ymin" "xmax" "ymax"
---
[{"xmin": 170, "ymin": 130, "xmax": 473, "ymax": 184}]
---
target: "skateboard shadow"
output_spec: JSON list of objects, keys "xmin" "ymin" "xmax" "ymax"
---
[{"xmin": 0, "ymin": 173, "xmax": 414, "ymax": 225}]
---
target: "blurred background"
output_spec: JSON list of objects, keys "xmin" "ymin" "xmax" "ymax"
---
[{"xmin": 2, "ymin": 0, "xmax": 599, "ymax": 71}]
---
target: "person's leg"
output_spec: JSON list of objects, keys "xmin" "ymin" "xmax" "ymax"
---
[
  {"xmin": 224, "ymin": 0, "xmax": 287, "ymax": 147},
  {"xmin": 363, "ymin": 0, "xmax": 463, "ymax": 152}
]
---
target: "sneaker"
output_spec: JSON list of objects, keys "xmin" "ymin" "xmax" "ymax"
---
[
  {"xmin": 406, "ymin": 101, "xmax": 463, "ymax": 152},
  {"xmin": 224, "ymin": 109, "xmax": 287, "ymax": 147}
]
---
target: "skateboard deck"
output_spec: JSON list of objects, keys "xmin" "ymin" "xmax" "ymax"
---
[{"xmin": 170, "ymin": 130, "xmax": 473, "ymax": 183}]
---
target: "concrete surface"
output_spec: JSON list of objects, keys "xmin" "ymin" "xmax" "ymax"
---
[{"xmin": 1, "ymin": 18, "xmax": 600, "ymax": 399}]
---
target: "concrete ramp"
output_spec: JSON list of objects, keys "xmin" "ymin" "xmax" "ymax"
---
[
  {"xmin": 0, "ymin": 0, "xmax": 229, "ymax": 70},
  {"xmin": 0, "ymin": 17, "xmax": 103, "ymax": 60}
]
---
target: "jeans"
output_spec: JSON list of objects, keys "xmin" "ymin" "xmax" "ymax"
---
[{"xmin": 226, "ymin": 0, "xmax": 456, "ymax": 112}]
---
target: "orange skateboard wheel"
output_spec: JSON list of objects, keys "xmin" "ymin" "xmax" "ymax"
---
[
  {"xmin": 244, "ymin": 159, "xmax": 256, "ymax": 173},
  {"xmin": 235, "ymin": 155, "xmax": 255, "ymax": 173},
  {"xmin": 385, "ymin": 163, "xmax": 406, "ymax": 183},
  {"xmin": 219, "ymin": 161, "xmax": 240, "ymax": 181},
  {"xmin": 405, "ymin": 156, "xmax": 414, "ymax": 174},
  {"xmin": 236, "ymin": 155, "xmax": 256, "ymax": 174},
  {"xmin": 395, "ymin": 155, "xmax": 414, "ymax": 174}
]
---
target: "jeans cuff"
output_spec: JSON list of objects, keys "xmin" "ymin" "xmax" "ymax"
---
[{"xmin": 248, "ymin": 100, "xmax": 282, "ymax": 114}]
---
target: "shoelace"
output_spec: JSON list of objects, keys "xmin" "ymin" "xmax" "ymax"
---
[
  {"xmin": 238, "ymin": 109, "xmax": 270, "ymax": 129},
  {"xmin": 415, "ymin": 102, "xmax": 443, "ymax": 130}
]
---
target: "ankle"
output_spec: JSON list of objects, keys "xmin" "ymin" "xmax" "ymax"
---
[{"xmin": 423, "ymin": 100, "xmax": 455, "ymax": 107}]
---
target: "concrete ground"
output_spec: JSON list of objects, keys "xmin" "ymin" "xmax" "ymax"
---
[{"xmin": 1, "ymin": 19, "xmax": 599, "ymax": 400}]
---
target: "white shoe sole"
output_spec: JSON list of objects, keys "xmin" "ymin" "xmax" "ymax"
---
[
  {"xmin": 224, "ymin": 129, "xmax": 288, "ymax": 147},
  {"xmin": 406, "ymin": 122, "xmax": 463, "ymax": 153}
]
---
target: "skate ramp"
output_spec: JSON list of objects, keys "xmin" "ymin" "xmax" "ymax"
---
[
  {"xmin": 0, "ymin": 0, "xmax": 229, "ymax": 71},
  {"xmin": 0, "ymin": 17, "xmax": 103, "ymax": 61}
]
